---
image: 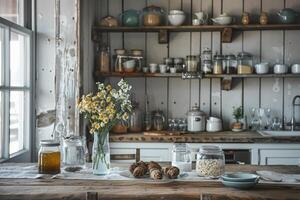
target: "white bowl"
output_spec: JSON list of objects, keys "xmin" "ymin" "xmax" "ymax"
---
[
  {"xmin": 168, "ymin": 14, "xmax": 186, "ymax": 26},
  {"xmin": 123, "ymin": 60, "xmax": 136, "ymax": 72},
  {"xmin": 169, "ymin": 10, "xmax": 184, "ymax": 15},
  {"xmin": 212, "ymin": 16, "xmax": 232, "ymax": 25},
  {"xmin": 255, "ymin": 63, "xmax": 269, "ymax": 74},
  {"xmin": 274, "ymin": 64, "xmax": 288, "ymax": 74},
  {"xmin": 291, "ymin": 64, "xmax": 300, "ymax": 74}
]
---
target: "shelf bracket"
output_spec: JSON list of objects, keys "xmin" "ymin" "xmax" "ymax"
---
[
  {"xmin": 158, "ymin": 29, "xmax": 168, "ymax": 44},
  {"xmin": 221, "ymin": 28, "xmax": 233, "ymax": 43},
  {"xmin": 221, "ymin": 76, "xmax": 232, "ymax": 91}
]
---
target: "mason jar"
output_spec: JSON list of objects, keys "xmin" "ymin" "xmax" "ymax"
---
[
  {"xmin": 186, "ymin": 55, "xmax": 199, "ymax": 72},
  {"xmin": 38, "ymin": 140, "xmax": 61, "ymax": 174},
  {"xmin": 224, "ymin": 54, "xmax": 237, "ymax": 74},
  {"xmin": 237, "ymin": 52, "xmax": 253, "ymax": 74},
  {"xmin": 196, "ymin": 145, "xmax": 225, "ymax": 178},
  {"xmin": 172, "ymin": 143, "xmax": 192, "ymax": 173},
  {"xmin": 213, "ymin": 54, "xmax": 224, "ymax": 74}
]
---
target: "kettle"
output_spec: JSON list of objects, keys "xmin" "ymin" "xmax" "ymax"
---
[{"xmin": 277, "ymin": 8, "xmax": 299, "ymax": 24}]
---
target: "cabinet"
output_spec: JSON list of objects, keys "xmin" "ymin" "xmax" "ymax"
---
[{"xmin": 259, "ymin": 149, "xmax": 300, "ymax": 165}]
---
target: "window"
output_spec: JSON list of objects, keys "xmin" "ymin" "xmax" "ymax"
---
[
  {"xmin": 0, "ymin": 0, "xmax": 24, "ymax": 26},
  {"xmin": 0, "ymin": 16, "xmax": 32, "ymax": 160}
]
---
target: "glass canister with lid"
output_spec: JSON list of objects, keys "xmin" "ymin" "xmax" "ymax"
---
[
  {"xmin": 38, "ymin": 140, "xmax": 61, "ymax": 174},
  {"xmin": 172, "ymin": 143, "xmax": 192, "ymax": 173},
  {"xmin": 237, "ymin": 52, "xmax": 253, "ymax": 74},
  {"xmin": 196, "ymin": 145, "xmax": 225, "ymax": 178},
  {"xmin": 185, "ymin": 55, "xmax": 199, "ymax": 72},
  {"xmin": 224, "ymin": 54, "xmax": 237, "ymax": 74},
  {"xmin": 142, "ymin": 5, "xmax": 165, "ymax": 26},
  {"xmin": 213, "ymin": 54, "xmax": 224, "ymax": 74}
]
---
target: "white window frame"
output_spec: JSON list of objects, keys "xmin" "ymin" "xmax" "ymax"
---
[{"xmin": 0, "ymin": 16, "xmax": 34, "ymax": 162}]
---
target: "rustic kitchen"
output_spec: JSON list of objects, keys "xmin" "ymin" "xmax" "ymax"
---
[{"xmin": 0, "ymin": 0, "xmax": 300, "ymax": 199}]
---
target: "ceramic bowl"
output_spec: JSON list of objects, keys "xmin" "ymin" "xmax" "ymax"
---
[
  {"xmin": 114, "ymin": 48, "xmax": 126, "ymax": 55},
  {"xmin": 170, "ymin": 67, "xmax": 177, "ymax": 73},
  {"xmin": 274, "ymin": 64, "xmax": 288, "ymax": 74},
  {"xmin": 168, "ymin": 14, "xmax": 186, "ymax": 26},
  {"xmin": 221, "ymin": 173, "xmax": 259, "ymax": 182},
  {"xmin": 169, "ymin": 10, "xmax": 184, "ymax": 15},
  {"xmin": 149, "ymin": 63, "xmax": 158, "ymax": 73},
  {"xmin": 206, "ymin": 121, "xmax": 222, "ymax": 132},
  {"xmin": 131, "ymin": 49, "xmax": 143, "ymax": 56},
  {"xmin": 123, "ymin": 60, "xmax": 136, "ymax": 72},
  {"xmin": 255, "ymin": 63, "xmax": 269, "ymax": 74},
  {"xmin": 211, "ymin": 16, "xmax": 232, "ymax": 25},
  {"xmin": 159, "ymin": 64, "xmax": 167, "ymax": 73},
  {"xmin": 221, "ymin": 180, "xmax": 258, "ymax": 189},
  {"xmin": 291, "ymin": 64, "xmax": 300, "ymax": 74}
]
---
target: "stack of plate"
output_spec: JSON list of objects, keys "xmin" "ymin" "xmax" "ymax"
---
[{"xmin": 221, "ymin": 172, "xmax": 259, "ymax": 189}]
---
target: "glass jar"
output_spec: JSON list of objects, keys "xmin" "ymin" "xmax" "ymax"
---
[
  {"xmin": 98, "ymin": 45, "xmax": 110, "ymax": 73},
  {"xmin": 129, "ymin": 101, "xmax": 143, "ymax": 132},
  {"xmin": 172, "ymin": 143, "xmax": 192, "ymax": 173},
  {"xmin": 152, "ymin": 110, "xmax": 166, "ymax": 131},
  {"xmin": 202, "ymin": 60, "xmax": 212, "ymax": 74},
  {"xmin": 142, "ymin": 5, "xmax": 164, "ymax": 26},
  {"xmin": 196, "ymin": 145, "xmax": 225, "ymax": 178},
  {"xmin": 237, "ymin": 52, "xmax": 253, "ymax": 74},
  {"xmin": 62, "ymin": 135, "xmax": 86, "ymax": 171},
  {"xmin": 224, "ymin": 54, "xmax": 237, "ymax": 74},
  {"xmin": 213, "ymin": 54, "xmax": 223, "ymax": 74},
  {"xmin": 38, "ymin": 140, "xmax": 61, "ymax": 174},
  {"xmin": 186, "ymin": 55, "xmax": 198, "ymax": 72},
  {"xmin": 202, "ymin": 48, "xmax": 212, "ymax": 61}
]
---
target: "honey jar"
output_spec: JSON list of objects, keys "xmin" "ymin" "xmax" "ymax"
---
[
  {"xmin": 38, "ymin": 140, "xmax": 61, "ymax": 174},
  {"xmin": 241, "ymin": 12, "xmax": 250, "ymax": 25}
]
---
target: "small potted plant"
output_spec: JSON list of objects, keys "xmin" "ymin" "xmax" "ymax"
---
[{"xmin": 232, "ymin": 106, "xmax": 243, "ymax": 131}]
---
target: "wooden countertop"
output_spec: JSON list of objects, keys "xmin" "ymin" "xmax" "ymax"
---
[
  {"xmin": 109, "ymin": 131, "xmax": 300, "ymax": 143},
  {"xmin": 0, "ymin": 164, "xmax": 300, "ymax": 200}
]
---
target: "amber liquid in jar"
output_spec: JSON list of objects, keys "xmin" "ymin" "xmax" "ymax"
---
[{"xmin": 38, "ymin": 151, "xmax": 61, "ymax": 174}]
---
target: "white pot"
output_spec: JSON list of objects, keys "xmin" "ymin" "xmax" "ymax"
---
[
  {"xmin": 168, "ymin": 14, "xmax": 186, "ymax": 26},
  {"xmin": 274, "ymin": 64, "xmax": 288, "ymax": 74},
  {"xmin": 206, "ymin": 118, "xmax": 223, "ymax": 132},
  {"xmin": 255, "ymin": 63, "xmax": 269, "ymax": 74},
  {"xmin": 187, "ymin": 115, "xmax": 206, "ymax": 132},
  {"xmin": 291, "ymin": 64, "xmax": 300, "ymax": 74}
]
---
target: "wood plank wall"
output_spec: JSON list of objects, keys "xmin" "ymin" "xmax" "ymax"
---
[{"xmin": 82, "ymin": 0, "xmax": 300, "ymax": 130}]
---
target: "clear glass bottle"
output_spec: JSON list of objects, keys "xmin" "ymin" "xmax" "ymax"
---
[
  {"xmin": 224, "ymin": 54, "xmax": 237, "ymax": 74},
  {"xmin": 202, "ymin": 60, "xmax": 212, "ymax": 74},
  {"xmin": 129, "ymin": 101, "xmax": 143, "ymax": 132},
  {"xmin": 98, "ymin": 44, "xmax": 110, "ymax": 73},
  {"xmin": 202, "ymin": 48, "xmax": 212, "ymax": 61},
  {"xmin": 237, "ymin": 52, "xmax": 253, "ymax": 74},
  {"xmin": 213, "ymin": 54, "xmax": 224, "ymax": 74},
  {"xmin": 38, "ymin": 140, "xmax": 61, "ymax": 174},
  {"xmin": 62, "ymin": 135, "xmax": 86, "ymax": 171},
  {"xmin": 196, "ymin": 145, "xmax": 225, "ymax": 178},
  {"xmin": 172, "ymin": 143, "xmax": 192, "ymax": 173}
]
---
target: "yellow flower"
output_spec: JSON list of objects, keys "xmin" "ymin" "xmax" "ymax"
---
[
  {"xmin": 103, "ymin": 117, "xmax": 109, "ymax": 124},
  {"xmin": 106, "ymin": 96, "xmax": 111, "ymax": 103},
  {"xmin": 122, "ymin": 113, "xmax": 129, "ymax": 121},
  {"xmin": 106, "ymin": 84, "xmax": 112, "ymax": 91},
  {"xmin": 109, "ymin": 114, "xmax": 114, "ymax": 119}
]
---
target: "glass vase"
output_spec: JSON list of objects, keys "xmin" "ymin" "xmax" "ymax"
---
[{"xmin": 92, "ymin": 131, "xmax": 110, "ymax": 175}]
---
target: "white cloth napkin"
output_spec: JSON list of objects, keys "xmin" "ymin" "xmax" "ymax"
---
[{"xmin": 256, "ymin": 170, "xmax": 300, "ymax": 183}]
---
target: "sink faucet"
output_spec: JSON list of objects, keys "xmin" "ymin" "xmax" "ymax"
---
[{"xmin": 291, "ymin": 95, "xmax": 300, "ymax": 131}]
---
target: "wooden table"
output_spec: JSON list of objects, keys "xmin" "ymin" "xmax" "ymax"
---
[{"xmin": 0, "ymin": 164, "xmax": 300, "ymax": 200}]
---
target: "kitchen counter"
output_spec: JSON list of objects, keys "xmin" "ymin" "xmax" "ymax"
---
[
  {"xmin": 109, "ymin": 131, "xmax": 300, "ymax": 143},
  {"xmin": 0, "ymin": 164, "xmax": 300, "ymax": 200}
]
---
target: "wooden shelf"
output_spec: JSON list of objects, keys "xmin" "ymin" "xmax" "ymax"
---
[
  {"xmin": 95, "ymin": 71, "xmax": 300, "ymax": 78},
  {"xmin": 92, "ymin": 24, "xmax": 300, "ymax": 43},
  {"xmin": 93, "ymin": 24, "xmax": 300, "ymax": 32}
]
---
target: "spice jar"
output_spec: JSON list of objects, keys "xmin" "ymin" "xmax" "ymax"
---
[
  {"xmin": 38, "ymin": 140, "xmax": 61, "ymax": 174},
  {"xmin": 129, "ymin": 101, "xmax": 143, "ymax": 133},
  {"xmin": 260, "ymin": 12, "xmax": 268, "ymax": 25},
  {"xmin": 237, "ymin": 52, "xmax": 253, "ymax": 74},
  {"xmin": 224, "ymin": 54, "xmax": 237, "ymax": 74},
  {"xmin": 98, "ymin": 45, "xmax": 110, "ymax": 73},
  {"xmin": 213, "ymin": 54, "xmax": 224, "ymax": 74},
  {"xmin": 202, "ymin": 48, "xmax": 212, "ymax": 61},
  {"xmin": 241, "ymin": 12, "xmax": 250, "ymax": 25},
  {"xmin": 202, "ymin": 60, "xmax": 212, "ymax": 74},
  {"xmin": 172, "ymin": 143, "xmax": 192, "ymax": 173},
  {"xmin": 196, "ymin": 145, "xmax": 225, "ymax": 178},
  {"xmin": 186, "ymin": 55, "xmax": 199, "ymax": 72}
]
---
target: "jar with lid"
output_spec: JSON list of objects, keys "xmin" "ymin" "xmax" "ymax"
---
[
  {"xmin": 129, "ymin": 101, "xmax": 143, "ymax": 132},
  {"xmin": 185, "ymin": 55, "xmax": 199, "ymax": 72},
  {"xmin": 196, "ymin": 145, "xmax": 225, "ymax": 178},
  {"xmin": 98, "ymin": 44, "xmax": 110, "ymax": 73},
  {"xmin": 224, "ymin": 54, "xmax": 237, "ymax": 74},
  {"xmin": 213, "ymin": 54, "xmax": 224, "ymax": 74},
  {"xmin": 172, "ymin": 143, "xmax": 192, "ymax": 173},
  {"xmin": 241, "ymin": 12, "xmax": 250, "ymax": 25},
  {"xmin": 62, "ymin": 135, "xmax": 86, "ymax": 171},
  {"xmin": 152, "ymin": 110, "xmax": 166, "ymax": 131},
  {"xmin": 38, "ymin": 140, "xmax": 61, "ymax": 174},
  {"xmin": 237, "ymin": 52, "xmax": 253, "ymax": 74},
  {"xmin": 202, "ymin": 48, "xmax": 212, "ymax": 61},
  {"xmin": 142, "ymin": 5, "xmax": 165, "ymax": 26},
  {"xmin": 187, "ymin": 104, "xmax": 206, "ymax": 132},
  {"xmin": 202, "ymin": 60, "xmax": 212, "ymax": 74}
]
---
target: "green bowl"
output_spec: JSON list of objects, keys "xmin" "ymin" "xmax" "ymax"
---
[
  {"xmin": 221, "ymin": 180, "xmax": 258, "ymax": 189},
  {"xmin": 221, "ymin": 172, "xmax": 259, "ymax": 182}
]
